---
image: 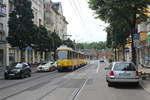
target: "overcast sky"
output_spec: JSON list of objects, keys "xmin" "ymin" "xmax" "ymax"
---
[{"xmin": 52, "ymin": 0, "xmax": 108, "ymax": 43}]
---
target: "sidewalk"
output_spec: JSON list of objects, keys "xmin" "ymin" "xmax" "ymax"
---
[{"xmin": 138, "ymin": 65, "xmax": 150, "ymax": 94}]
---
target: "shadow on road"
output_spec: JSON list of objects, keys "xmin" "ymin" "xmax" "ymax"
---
[{"xmin": 112, "ymin": 83, "xmax": 142, "ymax": 90}]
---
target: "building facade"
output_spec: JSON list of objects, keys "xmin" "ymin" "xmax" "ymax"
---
[
  {"xmin": 44, "ymin": 0, "xmax": 68, "ymax": 40},
  {"xmin": 137, "ymin": 22, "xmax": 150, "ymax": 67},
  {"xmin": 0, "ymin": 0, "xmax": 68, "ymax": 67},
  {"xmin": 0, "ymin": 0, "xmax": 46, "ymax": 66},
  {"xmin": 136, "ymin": 6, "xmax": 150, "ymax": 68},
  {"xmin": 0, "ymin": 0, "xmax": 9, "ymax": 66}
]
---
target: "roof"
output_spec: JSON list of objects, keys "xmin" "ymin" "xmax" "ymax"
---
[
  {"xmin": 57, "ymin": 45, "xmax": 73, "ymax": 51},
  {"xmin": 51, "ymin": 2, "xmax": 62, "ymax": 15}
]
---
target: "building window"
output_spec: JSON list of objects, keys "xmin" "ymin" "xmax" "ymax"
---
[
  {"xmin": 0, "ymin": 23, "xmax": 3, "ymax": 30},
  {"xmin": 39, "ymin": 18, "xmax": 42, "ymax": 26},
  {"xmin": 0, "ymin": 49, "xmax": 3, "ymax": 66},
  {"xmin": 9, "ymin": 1, "xmax": 14, "ymax": 13}
]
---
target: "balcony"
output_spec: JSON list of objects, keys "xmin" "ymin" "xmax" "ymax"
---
[{"xmin": 0, "ymin": 0, "xmax": 6, "ymax": 17}]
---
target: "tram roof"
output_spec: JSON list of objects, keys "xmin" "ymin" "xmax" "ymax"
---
[
  {"xmin": 57, "ymin": 45, "xmax": 87, "ymax": 55},
  {"xmin": 57, "ymin": 45, "xmax": 74, "ymax": 51}
]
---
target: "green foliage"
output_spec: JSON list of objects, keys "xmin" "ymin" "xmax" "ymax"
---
[
  {"xmin": 89, "ymin": 0, "xmax": 150, "ymax": 63},
  {"xmin": 50, "ymin": 31, "xmax": 62, "ymax": 60},
  {"xmin": 76, "ymin": 41, "xmax": 107, "ymax": 50},
  {"xmin": 62, "ymin": 38, "xmax": 75, "ymax": 49},
  {"xmin": 7, "ymin": 0, "xmax": 34, "ymax": 49},
  {"xmin": 50, "ymin": 31, "xmax": 62, "ymax": 51},
  {"xmin": 32, "ymin": 25, "xmax": 52, "ymax": 51},
  {"xmin": 89, "ymin": 0, "xmax": 150, "ymax": 25}
]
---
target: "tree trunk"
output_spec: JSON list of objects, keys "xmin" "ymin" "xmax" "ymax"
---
[
  {"xmin": 53, "ymin": 49, "xmax": 56, "ymax": 61},
  {"xmin": 20, "ymin": 49, "xmax": 24, "ymax": 62},
  {"xmin": 114, "ymin": 48, "xmax": 117, "ymax": 61},
  {"xmin": 131, "ymin": 33, "xmax": 137, "ymax": 64},
  {"xmin": 117, "ymin": 48, "xmax": 119, "ymax": 61},
  {"xmin": 131, "ymin": 8, "xmax": 137, "ymax": 65},
  {"xmin": 122, "ymin": 45, "xmax": 125, "ymax": 61}
]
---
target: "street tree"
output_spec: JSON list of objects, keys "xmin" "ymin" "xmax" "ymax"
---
[
  {"xmin": 76, "ymin": 43, "xmax": 84, "ymax": 50},
  {"xmin": 51, "ymin": 32, "xmax": 62, "ymax": 60},
  {"xmin": 76, "ymin": 42, "xmax": 107, "ymax": 50},
  {"xmin": 62, "ymin": 38, "xmax": 75, "ymax": 49},
  {"xmin": 106, "ymin": 19, "xmax": 130, "ymax": 61},
  {"xmin": 89, "ymin": 0, "xmax": 150, "ymax": 64},
  {"xmin": 32, "ymin": 25, "xmax": 52, "ymax": 52},
  {"xmin": 7, "ymin": 0, "xmax": 34, "ymax": 61}
]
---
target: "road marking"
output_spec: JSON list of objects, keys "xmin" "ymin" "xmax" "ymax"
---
[
  {"xmin": 72, "ymin": 78, "xmax": 89, "ymax": 100},
  {"xmin": 96, "ymin": 61, "xmax": 100, "ymax": 73}
]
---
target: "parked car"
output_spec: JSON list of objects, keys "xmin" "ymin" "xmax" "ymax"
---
[
  {"xmin": 52, "ymin": 61, "xmax": 57, "ymax": 68},
  {"xmin": 4, "ymin": 62, "xmax": 31, "ymax": 79},
  {"xmin": 100, "ymin": 59, "xmax": 104, "ymax": 62},
  {"xmin": 105, "ymin": 62, "xmax": 139, "ymax": 87},
  {"xmin": 37, "ymin": 61, "xmax": 56, "ymax": 72}
]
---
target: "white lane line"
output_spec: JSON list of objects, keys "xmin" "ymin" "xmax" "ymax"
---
[
  {"xmin": 96, "ymin": 61, "xmax": 100, "ymax": 73},
  {"xmin": 73, "ymin": 78, "xmax": 89, "ymax": 100}
]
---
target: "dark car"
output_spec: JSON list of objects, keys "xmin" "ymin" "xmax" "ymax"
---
[
  {"xmin": 99, "ymin": 58, "xmax": 105, "ymax": 62},
  {"xmin": 4, "ymin": 62, "xmax": 31, "ymax": 79}
]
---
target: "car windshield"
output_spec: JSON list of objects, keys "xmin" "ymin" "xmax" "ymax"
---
[
  {"xmin": 12, "ymin": 63, "xmax": 23, "ymax": 69},
  {"xmin": 45, "ymin": 62, "xmax": 51, "ymax": 66},
  {"xmin": 113, "ymin": 63, "xmax": 136, "ymax": 71},
  {"xmin": 57, "ymin": 51, "xmax": 68, "ymax": 59}
]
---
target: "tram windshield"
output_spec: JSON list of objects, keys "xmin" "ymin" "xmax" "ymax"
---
[{"xmin": 58, "ymin": 50, "xmax": 68, "ymax": 59}]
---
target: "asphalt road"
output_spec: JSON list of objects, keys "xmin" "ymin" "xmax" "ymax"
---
[{"xmin": 0, "ymin": 61, "xmax": 150, "ymax": 100}]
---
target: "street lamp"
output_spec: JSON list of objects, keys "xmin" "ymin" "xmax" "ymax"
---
[{"xmin": 63, "ymin": 34, "xmax": 72, "ymax": 40}]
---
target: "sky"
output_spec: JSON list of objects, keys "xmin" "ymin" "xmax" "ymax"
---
[{"xmin": 52, "ymin": 0, "xmax": 108, "ymax": 43}]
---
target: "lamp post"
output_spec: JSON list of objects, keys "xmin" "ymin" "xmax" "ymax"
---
[{"xmin": 63, "ymin": 34, "xmax": 72, "ymax": 40}]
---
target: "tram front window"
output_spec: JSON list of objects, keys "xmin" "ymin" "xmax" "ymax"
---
[{"xmin": 58, "ymin": 51, "xmax": 68, "ymax": 59}]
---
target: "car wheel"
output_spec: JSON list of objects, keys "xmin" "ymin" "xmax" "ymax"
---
[
  {"xmin": 20, "ymin": 73, "xmax": 24, "ymax": 79},
  {"xmin": 108, "ymin": 82, "xmax": 113, "ymax": 87},
  {"xmin": 28, "ymin": 72, "xmax": 31, "ymax": 77},
  {"xmin": 106, "ymin": 77, "xmax": 108, "ymax": 82},
  {"xmin": 135, "ymin": 82, "xmax": 139, "ymax": 86},
  {"xmin": 49, "ymin": 68, "xmax": 52, "ymax": 71},
  {"xmin": 58, "ymin": 69, "xmax": 62, "ymax": 72},
  {"xmin": 4, "ymin": 76, "xmax": 9, "ymax": 80}
]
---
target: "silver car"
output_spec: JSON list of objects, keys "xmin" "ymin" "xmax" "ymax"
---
[
  {"xmin": 37, "ymin": 61, "xmax": 56, "ymax": 72},
  {"xmin": 105, "ymin": 62, "xmax": 139, "ymax": 87}
]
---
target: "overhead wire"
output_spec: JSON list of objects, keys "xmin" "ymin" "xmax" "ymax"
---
[{"xmin": 71, "ymin": 0, "xmax": 94, "ymax": 38}]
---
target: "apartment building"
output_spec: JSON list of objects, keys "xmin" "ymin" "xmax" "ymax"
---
[
  {"xmin": 0, "ymin": 0, "xmax": 46, "ymax": 66},
  {"xmin": 0, "ymin": 0, "xmax": 9, "ymax": 66},
  {"xmin": 0, "ymin": 0, "xmax": 68, "ymax": 66},
  {"xmin": 44, "ymin": 0, "xmax": 68, "ymax": 40}
]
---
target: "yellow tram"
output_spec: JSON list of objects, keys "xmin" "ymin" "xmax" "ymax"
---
[{"xmin": 56, "ymin": 45, "xmax": 88, "ymax": 71}]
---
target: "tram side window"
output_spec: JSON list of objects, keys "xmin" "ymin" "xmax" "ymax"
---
[
  {"xmin": 68, "ymin": 51, "xmax": 71, "ymax": 59},
  {"xmin": 58, "ymin": 51, "xmax": 68, "ymax": 59}
]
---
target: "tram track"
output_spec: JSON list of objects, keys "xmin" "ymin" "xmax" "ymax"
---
[
  {"xmin": 0, "ymin": 71, "xmax": 57, "ymax": 90},
  {"xmin": 1, "ymin": 63, "xmax": 95, "ymax": 100},
  {"xmin": 38, "ymin": 63, "xmax": 96, "ymax": 100},
  {"xmin": 1, "ymin": 72, "xmax": 67, "ymax": 100}
]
